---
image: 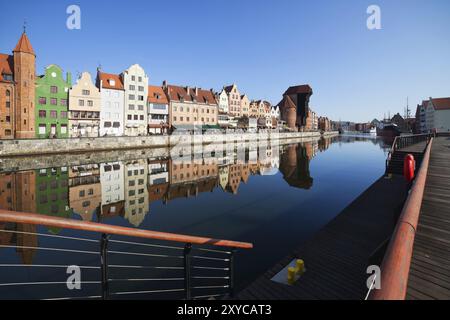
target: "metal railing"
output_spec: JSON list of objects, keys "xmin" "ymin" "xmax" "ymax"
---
[
  {"xmin": 0, "ymin": 210, "xmax": 252, "ymax": 300},
  {"xmin": 370, "ymin": 138, "xmax": 433, "ymax": 300},
  {"xmin": 385, "ymin": 133, "xmax": 434, "ymax": 171}
]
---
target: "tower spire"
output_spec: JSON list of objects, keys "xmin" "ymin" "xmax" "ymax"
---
[{"xmin": 23, "ymin": 20, "xmax": 27, "ymax": 34}]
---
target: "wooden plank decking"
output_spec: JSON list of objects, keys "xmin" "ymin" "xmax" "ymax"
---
[
  {"xmin": 238, "ymin": 175, "xmax": 409, "ymax": 300},
  {"xmin": 407, "ymin": 136, "xmax": 450, "ymax": 300}
]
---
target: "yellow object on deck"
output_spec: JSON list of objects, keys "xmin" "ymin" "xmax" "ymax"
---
[
  {"xmin": 296, "ymin": 259, "xmax": 305, "ymax": 274},
  {"xmin": 287, "ymin": 267, "xmax": 296, "ymax": 284}
]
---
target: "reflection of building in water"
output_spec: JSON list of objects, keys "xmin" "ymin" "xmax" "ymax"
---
[
  {"xmin": 226, "ymin": 164, "xmax": 250, "ymax": 194},
  {"xmin": 35, "ymin": 167, "xmax": 70, "ymax": 234},
  {"xmin": 100, "ymin": 162, "xmax": 125, "ymax": 216},
  {"xmin": 170, "ymin": 160, "xmax": 218, "ymax": 185},
  {"xmin": 318, "ymin": 137, "xmax": 332, "ymax": 152},
  {"xmin": 148, "ymin": 159, "xmax": 169, "ymax": 185},
  {"xmin": 279, "ymin": 144, "xmax": 313, "ymax": 189},
  {"xmin": 148, "ymin": 159, "xmax": 170, "ymax": 205},
  {"xmin": 69, "ymin": 165, "xmax": 101, "ymax": 221},
  {"xmin": 0, "ymin": 171, "xmax": 37, "ymax": 264},
  {"xmin": 124, "ymin": 160, "xmax": 148, "ymax": 227},
  {"xmin": 218, "ymin": 166, "xmax": 229, "ymax": 191},
  {"xmin": 165, "ymin": 177, "xmax": 217, "ymax": 201}
]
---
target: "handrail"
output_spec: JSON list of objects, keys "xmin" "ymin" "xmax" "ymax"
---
[
  {"xmin": 0, "ymin": 210, "xmax": 253, "ymax": 250},
  {"xmin": 371, "ymin": 138, "xmax": 433, "ymax": 300}
]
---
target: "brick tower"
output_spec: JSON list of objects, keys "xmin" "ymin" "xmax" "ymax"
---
[{"xmin": 13, "ymin": 31, "xmax": 36, "ymax": 139}]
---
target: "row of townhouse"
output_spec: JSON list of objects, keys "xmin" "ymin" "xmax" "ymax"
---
[
  {"xmin": 415, "ymin": 97, "xmax": 450, "ymax": 133},
  {"xmin": 215, "ymin": 84, "xmax": 282, "ymax": 129},
  {"xmin": 0, "ymin": 31, "xmax": 328, "ymax": 139}
]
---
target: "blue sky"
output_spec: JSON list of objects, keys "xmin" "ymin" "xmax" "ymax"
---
[{"xmin": 1, "ymin": 0, "xmax": 449, "ymax": 122}]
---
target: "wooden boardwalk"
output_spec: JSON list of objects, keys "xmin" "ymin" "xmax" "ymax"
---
[
  {"xmin": 407, "ymin": 136, "xmax": 450, "ymax": 300},
  {"xmin": 238, "ymin": 175, "xmax": 409, "ymax": 300}
]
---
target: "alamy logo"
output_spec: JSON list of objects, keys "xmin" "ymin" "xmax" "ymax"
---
[
  {"xmin": 66, "ymin": 5, "xmax": 81, "ymax": 30},
  {"xmin": 66, "ymin": 265, "xmax": 81, "ymax": 290},
  {"xmin": 367, "ymin": 5, "xmax": 382, "ymax": 30},
  {"xmin": 366, "ymin": 265, "xmax": 381, "ymax": 291}
]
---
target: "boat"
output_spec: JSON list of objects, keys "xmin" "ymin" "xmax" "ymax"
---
[{"xmin": 376, "ymin": 123, "xmax": 400, "ymax": 137}]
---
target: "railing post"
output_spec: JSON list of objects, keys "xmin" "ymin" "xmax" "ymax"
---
[
  {"xmin": 100, "ymin": 233, "xmax": 110, "ymax": 300},
  {"xmin": 228, "ymin": 249, "xmax": 236, "ymax": 298},
  {"xmin": 184, "ymin": 243, "xmax": 192, "ymax": 300}
]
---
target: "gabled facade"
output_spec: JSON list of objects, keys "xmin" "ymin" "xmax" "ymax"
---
[
  {"xmin": 0, "ymin": 31, "xmax": 36, "ymax": 139},
  {"xmin": 240, "ymin": 94, "xmax": 250, "ymax": 117},
  {"xmin": 224, "ymin": 84, "xmax": 241, "ymax": 117},
  {"xmin": 35, "ymin": 65, "xmax": 71, "ymax": 138},
  {"xmin": 216, "ymin": 88, "xmax": 229, "ymax": 114},
  {"xmin": 147, "ymin": 85, "xmax": 169, "ymax": 134},
  {"xmin": 97, "ymin": 71, "xmax": 125, "ymax": 136},
  {"xmin": 124, "ymin": 160, "xmax": 148, "ymax": 227},
  {"xmin": 123, "ymin": 64, "xmax": 148, "ymax": 136},
  {"xmin": 68, "ymin": 72, "xmax": 101, "ymax": 137}
]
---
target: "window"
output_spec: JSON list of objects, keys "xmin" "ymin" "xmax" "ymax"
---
[
  {"xmin": 79, "ymin": 190, "xmax": 85, "ymax": 197},
  {"xmin": 129, "ymin": 85, "xmax": 135, "ymax": 90},
  {"xmin": 139, "ymin": 115, "xmax": 144, "ymax": 120},
  {"xmin": 61, "ymin": 125, "xmax": 67, "ymax": 134},
  {"xmin": 109, "ymin": 79, "xmax": 115, "ymax": 86},
  {"xmin": 127, "ymin": 115, "xmax": 132, "ymax": 120},
  {"xmin": 134, "ymin": 115, "xmax": 138, "ymax": 120},
  {"xmin": 39, "ymin": 110, "xmax": 46, "ymax": 118},
  {"xmin": 138, "ymin": 86, "xmax": 144, "ymax": 92},
  {"xmin": 82, "ymin": 89, "xmax": 90, "ymax": 95},
  {"xmin": 39, "ymin": 124, "xmax": 46, "ymax": 135},
  {"xmin": 49, "ymin": 98, "xmax": 57, "ymax": 105},
  {"xmin": 6, "ymin": 90, "xmax": 10, "ymax": 97},
  {"xmin": 129, "ymin": 104, "xmax": 135, "ymax": 110},
  {"xmin": 129, "ymin": 95, "xmax": 135, "ymax": 100},
  {"xmin": 50, "ymin": 86, "xmax": 58, "ymax": 94},
  {"xmin": 50, "ymin": 110, "xmax": 57, "ymax": 118},
  {"xmin": 87, "ymin": 100, "xmax": 93, "ymax": 107},
  {"xmin": 5, "ymin": 129, "xmax": 11, "ymax": 136},
  {"xmin": 60, "ymin": 111, "xmax": 67, "ymax": 118},
  {"xmin": 6, "ymin": 116, "xmax": 10, "ymax": 122},
  {"xmin": 39, "ymin": 97, "xmax": 47, "ymax": 105},
  {"xmin": 79, "ymin": 100, "xmax": 85, "ymax": 107},
  {"xmin": 138, "ymin": 96, "xmax": 144, "ymax": 101},
  {"xmin": 104, "ymin": 122, "xmax": 112, "ymax": 128},
  {"xmin": 131, "ymin": 76, "xmax": 136, "ymax": 81},
  {"xmin": 138, "ymin": 105, "xmax": 143, "ymax": 111},
  {"xmin": 6, "ymin": 101, "xmax": 10, "ymax": 108},
  {"xmin": 138, "ymin": 77, "xmax": 142, "ymax": 82}
]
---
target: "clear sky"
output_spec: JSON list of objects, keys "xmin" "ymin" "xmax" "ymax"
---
[{"xmin": 1, "ymin": 0, "xmax": 449, "ymax": 122}]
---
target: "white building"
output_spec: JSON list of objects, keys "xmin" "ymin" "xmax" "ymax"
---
[
  {"xmin": 123, "ymin": 64, "xmax": 149, "ymax": 136},
  {"xmin": 100, "ymin": 162, "xmax": 125, "ymax": 206},
  {"xmin": 425, "ymin": 97, "xmax": 450, "ymax": 132},
  {"xmin": 216, "ymin": 89, "xmax": 229, "ymax": 114},
  {"xmin": 147, "ymin": 85, "xmax": 169, "ymax": 134},
  {"xmin": 271, "ymin": 105, "xmax": 280, "ymax": 120},
  {"xmin": 97, "ymin": 71, "xmax": 125, "ymax": 136}
]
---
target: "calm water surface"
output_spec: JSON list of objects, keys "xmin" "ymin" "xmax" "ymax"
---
[{"xmin": 0, "ymin": 135, "xmax": 390, "ymax": 299}]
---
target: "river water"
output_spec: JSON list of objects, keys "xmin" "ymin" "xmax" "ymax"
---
[{"xmin": 0, "ymin": 135, "xmax": 391, "ymax": 299}]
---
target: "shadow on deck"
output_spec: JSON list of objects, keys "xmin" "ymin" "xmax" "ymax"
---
[{"xmin": 238, "ymin": 174, "xmax": 409, "ymax": 300}]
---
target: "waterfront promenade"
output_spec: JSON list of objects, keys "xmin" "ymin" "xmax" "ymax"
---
[
  {"xmin": 407, "ymin": 136, "xmax": 450, "ymax": 299},
  {"xmin": 239, "ymin": 134, "xmax": 450, "ymax": 300}
]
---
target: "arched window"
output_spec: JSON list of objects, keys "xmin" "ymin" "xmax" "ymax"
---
[{"xmin": 6, "ymin": 90, "xmax": 10, "ymax": 97}]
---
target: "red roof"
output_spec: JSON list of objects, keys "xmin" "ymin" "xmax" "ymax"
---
[
  {"xmin": 430, "ymin": 97, "xmax": 450, "ymax": 111},
  {"xmin": 148, "ymin": 85, "xmax": 169, "ymax": 104},
  {"xmin": 13, "ymin": 32, "xmax": 35, "ymax": 55},
  {"xmin": 0, "ymin": 53, "xmax": 14, "ymax": 82},
  {"xmin": 98, "ymin": 72, "xmax": 124, "ymax": 90},
  {"xmin": 284, "ymin": 84, "xmax": 313, "ymax": 95},
  {"xmin": 166, "ymin": 84, "xmax": 217, "ymax": 105}
]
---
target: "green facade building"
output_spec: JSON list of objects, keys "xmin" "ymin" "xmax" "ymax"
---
[
  {"xmin": 35, "ymin": 65, "xmax": 71, "ymax": 138},
  {"xmin": 35, "ymin": 167, "xmax": 71, "ymax": 234}
]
